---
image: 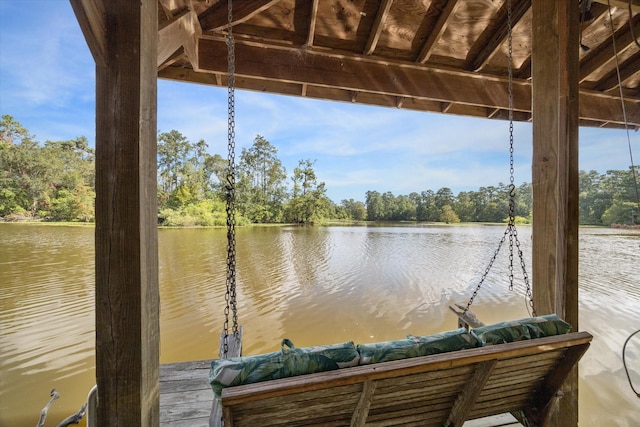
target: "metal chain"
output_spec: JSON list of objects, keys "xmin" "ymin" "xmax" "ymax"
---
[
  {"xmin": 465, "ymin": 0, "xmax": 535, "ymax": 316},
  {"xmin": 223, "ymin": 0, "xmax": 239, "ymax": 357},
  {"xmin": 507, "ymin": 0, "xmax": 516, "ymax": 293}
]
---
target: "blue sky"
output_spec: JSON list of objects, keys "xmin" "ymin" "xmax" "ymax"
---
[{"xmin": 1, "ymin": 1, "xmax": 637, "ymax": 203}]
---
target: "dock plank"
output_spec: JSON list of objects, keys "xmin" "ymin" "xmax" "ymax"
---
[{"xmin": 160, "ymin": 359, "xmax": 213, "ymax": 426}]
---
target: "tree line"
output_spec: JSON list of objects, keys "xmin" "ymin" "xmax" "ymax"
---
[{"xmin": 1, "ymin": 115, "xmax": 638, "ymax": 226}]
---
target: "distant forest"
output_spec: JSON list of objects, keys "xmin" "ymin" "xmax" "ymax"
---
[{"xmin": 1, "ymin": 114, "xmax": 638, "ymax": 226}]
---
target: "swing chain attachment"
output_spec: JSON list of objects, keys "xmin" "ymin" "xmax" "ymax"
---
[
  {"xmin": 223, "ymin": 0, "xmax": 239, "ymax": 358},
  {"xmin": 464, "ymin": 0, "xmax": 535, "ymax": 317}
]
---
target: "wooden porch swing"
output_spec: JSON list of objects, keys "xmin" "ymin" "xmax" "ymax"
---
[{"xmin": 210, "ymin": 2, "xmax": 592, "ymax": 427}]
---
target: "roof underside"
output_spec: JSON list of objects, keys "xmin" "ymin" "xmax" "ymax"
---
[{"xmin": 79, "ymin": 0, "xmax": 640, "ymax": 128}]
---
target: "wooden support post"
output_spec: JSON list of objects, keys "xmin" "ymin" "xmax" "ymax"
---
[
  {"xmin": 350, "ymin": 380, "xmax": 377, "ymax": 427},
  {"xmin": 94, "ymin": 0, "xmax": 159, "ymax": 424},
  {"xmin": 445, "ymin": 360, "xmax": 497, "ymax": 427},
  {"xmin": 531, "ymin": 0, "xmax": 580, "ymax": 425}
]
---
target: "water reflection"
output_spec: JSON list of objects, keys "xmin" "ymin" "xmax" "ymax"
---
[{"xmin": 0, "ymin": 224, "xmax": 638, "ymax": 426}]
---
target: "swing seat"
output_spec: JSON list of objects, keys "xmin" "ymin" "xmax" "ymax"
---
[{"xmin": 214, "ymin": 330, "xmax": 592, "ymax": 427}]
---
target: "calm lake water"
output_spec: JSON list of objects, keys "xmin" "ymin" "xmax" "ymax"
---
[{"xmin": 0, "ymin": 223, "xmax": 638, "ymax": 426}]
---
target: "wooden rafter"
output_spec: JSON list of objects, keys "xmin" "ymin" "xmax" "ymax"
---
[
  {"xmin": 198, "ymin": 37, "xmax": 532, "ymax": 110},
  {"xmin": 69, "ymin": 0, "xmax": 106, "ymax": 67},
  {"xmin": 363, "ymin": 0, "xmax": 394, "ymax": 56},
  {"xmin": 515, "ymin": 2, "xmax": 607, "ymax": 82},
  {"xmin": 594, "ymin": 50, "xmax": 640, "ymax": 91},
  {"xmin": 198, "ymin": 0, "xmax": 281, "ymax": 32},
  {"xmin": 579, "ymin": 14, "xmax": 640, "ymax": 83},
  {"xmin": 416, "ymin": 0, "xmax": 460, "ymax": 64},
  {"xmin": 158, "ymin": 8, "xmax": 200, "ymax": 68},
  {"xmin": 606, "ymin": 0, "xmax": 640, "ymax": 13},
  {"xmin": 306, "ymin": 0, "xmax": 320, "ymax": 47},
  {"xmin": 145, "ymin": 0, "xmax": 639, "ymax": 129},
  {"xmin": 194, "ymin": 37, "xmax": 640, "ymax": 126},
  {"xmin": 158, "ymin": 47, "xmax": 186, "ymax": 72},
  {"xmin": 467, "ymin": 0, "xmax": 531, "ymax": 71}
]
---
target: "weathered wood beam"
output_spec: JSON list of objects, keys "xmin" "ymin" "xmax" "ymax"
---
[
  {"xmin": 516, "ymin": 56, "xmax": 532, "ymax": 79},
  {"xmin": 198, "ymin": 37, "xmax": 531, "ymax": 111},
  {"xmin": 598, "ymin": 0, "xmax": 640, "ymax": 13},
  {"xmin": 416, "ymin": 0, "xmax": 460, "ymax": 63},
  {"xmin": 350, "ymin": 380, "xmax": 377, "ymax": 427},
  {"xmin": 532, "ymin": 1, "xmax": 580, "ymax": 426},
  {"xmin": 69, "ymin": 0, "xmax": 106, "ymax": 67},
  {"xmin": 445, "ymin": 360, "xmax": 497, "ymax": 427},
  {"xmin": 94, "ymin": 0, "xmax": 159, "ymax": 424},
  {"xmin": 306, "ymin": 0, "xmax": 320, "ymax": 46},
  {"xmin": 184, "ymin": 8, "xmax": 202, "ymax": 71},
  {"xmin": 480, "ymin": 4, "xmax": 608, "ymax": 79},
  {"xmin": 594, "ymin": 50, "xmax": 640, "ymax": 91},
  {"xmin": 158, "ymin": 0, "xmax": 185, "ymax": 11},
  {"xmin": 158, "ymin": 0, "xmax": 179, "ymax": 19},
  {"xmin": 158, "ymin": 8, "xmax": 201, "ymax": 69},
  {"xmin": 579, "ymin": 14, "xmax": 640, "ymax": 83},
  {"xmin": 363, "ymin": 0, "xmax": 394, "ymax": 55},
  {"xmin": 195, "ymin": 37, "xmax": 640, "ymax": 126},
  {"xmin": 158, "ymin": 48, "xmax": 186, "ymax": 72},
  {"xmin": 468, "ymin": 0, "xmax": 531, "ymax": 71},
  {"xmin": 198, "ymin": 0, "xmax": 280, "ymax": 32},
  {"xmin": 525, "ymin": 342, "xmax": 592, "ymax": 426}
]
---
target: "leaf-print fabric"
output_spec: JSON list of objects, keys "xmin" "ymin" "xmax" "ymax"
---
[
  {"xmin": 210, "ymin": 340, "xmax": 359, "ymax": 397},
  {"xmin": 471, "ymin": 314, "xmax": 572, "ymax": 345},
  {"xmin": 209, "ymin": 315, "xmax": 572, "ymax": 396},
  {"xmin": 357, "ymin": 328, "xmax": 480, "ymax": 365}
]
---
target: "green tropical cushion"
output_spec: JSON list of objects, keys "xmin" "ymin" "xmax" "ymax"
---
[
  {"xmin": 471, "ymin": 314, "xmax": 572, "ymax": 345},
  {"xmin": 210, "ymin": 339, "xmax": 360, "ymax": 397},
  {"xmin": 357, "ymin": 328, "xmax": 480, "ymax": 365}
]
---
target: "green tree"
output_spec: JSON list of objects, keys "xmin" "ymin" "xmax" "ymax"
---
[
  {"xmin": 44, "ymin": 137, "xmax": 96, "ymax": 221},
  {"xmin": 454, "ymin": 191, "xmax": 476, "ymax": 222},
  {"xmin": 395, "ymin": 194, "xmax": 417, "ymax": 220},
  {"xmin": 157, "ymin": 130, "xmax": 193, "ymax": 208},
  {"xmin": 237, "ymin": 135, "xmax": 287, "ymax": 222},
  {"xmin": 602, "ymin": 201, "xmax": 638, "ymax": 226},
  {"xmin": 203, "ymin": 153, "xmax": 228, "ymax": 198},
  {"xmin": 439, "ymin": 204, "xmax": 460, "ymax": 224},
  {"xmin": 421, "ymin": 190, "xmax": 440, "ymax": 221},
  {"xmin": 341, "ymin": 199, "xmax": 367, "ymax": 220},
  {"xmin": 365, "ymin": 190, "xmax": 383, "ymax": 220},
  {"xmin": 0, "ymin": 116, "xmax": 57, "ymax": 217},
  {"xmin": 435, "ymin": 187, "xmax": 455, "ymax": 209},
  {"xmin": 286, "ymin": 159, "xmax": 329, "ymax": 223},
  {"xmin": 0, "ymin": 114, "xmax": 32, "ymax": 146}
]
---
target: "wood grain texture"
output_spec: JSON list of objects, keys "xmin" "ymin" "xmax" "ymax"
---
[
  {"xmin": 195, "ymin": 37, "xmax": 640, "ymax": 126},
  {"xmin": 69, "ymin": 0, "xmax": 106, "ymax": 66},
  {"xmin": 531, "ymin": 1, "xmax": 580, "ymax": 425},
  {"xmin": 151, "ymin": 0, "xmax": 640, "ymax": 128},
  {"xmin": 94, "ymin": 0, "xmax": 159, "ymax": 424},
  {"xmin": 217, "ymin": 332, "xmax": 591, "ymax": 427}
]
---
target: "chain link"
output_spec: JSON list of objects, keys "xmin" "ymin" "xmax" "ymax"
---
[
  {"xmin": 465, "ymin": 0, "xmax": 535, "ymax": 316},
  {"xmin": 223, "ymin": 0, "xmax": 239, "ymax": 358}
]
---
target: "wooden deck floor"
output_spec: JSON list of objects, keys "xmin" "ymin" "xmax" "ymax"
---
[
  {"xmin": 160, "ymin": 360, "xmax": 213, "ymax": 427},
  {"xmin": 159, "ymin": 360, "xmax": 521, "ymax": 427}
]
